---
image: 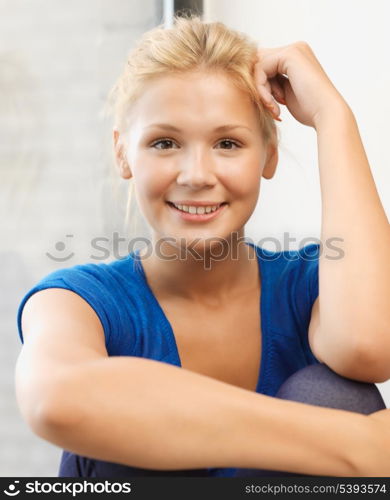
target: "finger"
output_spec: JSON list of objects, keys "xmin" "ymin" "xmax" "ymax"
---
[
  {"xmin": 257, "ymin": 82, "xmax": 274, "ymax": 106},
  {"xmin": 275, "ymin": 73, "xmax": 291, "ymax": 104},
  {"xmin": 264, "ymin": 78, "xmax": 272, "ymax": 95},
  {"xmin": 254, "ymin": 60, "xmax": 266, "ymax": 80},
  {"xmin": 258, "ymin": 85, "xmax": 281, "ymax": 119},
  {"xmin": 269, "ymin": 76, "xmax": 285, "ymax": 103},
  {"xmin": 254, "ymin": 66, "xmax": 273, "ymax": 102},
  {"xmin": 267, "ymin": 99, "xmax": 281, "ymax": 118},
  {"xmin": 254, "ymin": 63, "xmax": 268, "ymax": 87},
  {"xmin": 255, "ymin": 55, "xmax": 286, "ymax": 106},
  {"xmin": 256, "ymin": 47, "xmax": 289, "ymax": 78}
]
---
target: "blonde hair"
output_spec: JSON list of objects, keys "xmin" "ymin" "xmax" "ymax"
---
[{"xmin": 107, "ymin": 13, "xmax": 278, "ymax": 235}]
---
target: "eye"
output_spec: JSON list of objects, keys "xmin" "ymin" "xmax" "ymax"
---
[
  {"xmin": 150, "ymin": 138, "xmax": 178, "ymax": 150},
  {"xmin": 149, "ymin": 137, "xmax": 242, "ymax": 150},
  {"xmin": 217, "ymin": 139, "xmax": 241, "ymax": 150}
]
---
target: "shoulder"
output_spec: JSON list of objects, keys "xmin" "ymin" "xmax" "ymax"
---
[
  {"xmin": 253, "ymin": 240, "xmax": 320, "ymax": 318},
  {"xmin": 25, "ymin": 254, "xmax": 141, "ymax": 294},
  {"xmin": 252, "ymin": 241, "xmax": 320, "ymax": 262},
  {"xmin": 252, "ymin": 241, "xmax": 320, "ymax": 282},
  {"xmin": 17, "ymin": 254, "xmax": 143, "ymax": 348}
]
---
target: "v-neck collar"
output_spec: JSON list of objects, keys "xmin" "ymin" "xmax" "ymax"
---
[{"xmin": 132, "ymin": 242, "xmax": 269, "ymax": 396}]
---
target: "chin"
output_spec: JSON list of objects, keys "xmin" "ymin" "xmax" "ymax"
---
[{"xmin": 160, "ymin": 228, "xmax": 240, "ymax": 256}]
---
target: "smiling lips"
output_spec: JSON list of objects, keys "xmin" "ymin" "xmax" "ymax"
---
[
  {"xmin": 167, "ymin": 201, "xmax": 228, "ymax": 220},
  {"xmin": 169, "ymin": 201, "xmax": 225, "ymax": 214}
]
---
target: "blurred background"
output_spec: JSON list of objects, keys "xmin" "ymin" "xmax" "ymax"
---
[{"xmin": 1, "ymin": 0, "xmax": 389, "ymax": 476}]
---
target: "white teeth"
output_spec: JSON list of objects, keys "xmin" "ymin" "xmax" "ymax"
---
[{"xmin": 172, "ymin": 203, "xmax": 222, "ymax": 214}]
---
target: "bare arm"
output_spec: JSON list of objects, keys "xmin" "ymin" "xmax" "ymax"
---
[
  {"xmin": 34, "ymin": 354, "xmax": 389, "ymax": 476},
  {"xmin": 16, "ymin": 288, "xmax": 390, "ymax": 477},
  {"xmin": 258, "ymin": 43, "xmax": 390, "ymax": 383},
  {"xmin": 310, "ymin": 101, "xmax": 390, "ymax": 382}
]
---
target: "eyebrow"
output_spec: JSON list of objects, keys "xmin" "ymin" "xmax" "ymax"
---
[{"xmin": 143, "ymin": 123, "xmax": 251, "ymax": 132}]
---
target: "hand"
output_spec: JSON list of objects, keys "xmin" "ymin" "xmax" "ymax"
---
[{"xmin": 255, "ymin": 42, "xmax": 348, "ymax": 128}]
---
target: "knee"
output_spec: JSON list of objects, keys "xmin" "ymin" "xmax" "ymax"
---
[{"xmin": 276, "ymin": 363, "xmax": 386, "ymax": 415}]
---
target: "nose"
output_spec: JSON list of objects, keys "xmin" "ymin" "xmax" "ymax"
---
[{"xmin": 175, "ymin": 148, "xmax": 216, "ymax": 188}]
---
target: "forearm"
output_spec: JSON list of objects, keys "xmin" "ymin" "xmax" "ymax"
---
[
  {"xmin": 34, "ymin": 355, "xmax": 382, "ymax": 475},
  {"xmin": 313, "ymin": 102, "xmax": 390, "ymax": 380}
]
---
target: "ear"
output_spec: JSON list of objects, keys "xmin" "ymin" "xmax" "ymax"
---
[
  {"xmin": 113, "ymin": 128, "xmax": 132, "ymax": 180},
  {"xmin": 262, "ymin": 141, "xmax": 278, "ymax": 180}
]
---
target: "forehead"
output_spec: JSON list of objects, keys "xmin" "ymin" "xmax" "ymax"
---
[{"xmin": 129, "ymin": 71, "xmax": 260, "ymax": 130}]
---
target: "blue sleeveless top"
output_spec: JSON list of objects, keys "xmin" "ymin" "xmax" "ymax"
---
[{"xmin": 16, "ymin": 242, "xmax": 320, "ymax": 477}]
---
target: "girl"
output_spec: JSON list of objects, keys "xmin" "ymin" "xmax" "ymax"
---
[{"xmin": 15, "ymin": 15, "xmax": 390, "ymax": 477}]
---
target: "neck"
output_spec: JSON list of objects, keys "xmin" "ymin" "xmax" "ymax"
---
[{"xmin": 138, "ymin": 231, "xmax": 259, "ymax": 306}]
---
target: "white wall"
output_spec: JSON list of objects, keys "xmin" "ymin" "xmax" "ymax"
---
[{"xmin": 204, "ymin": 0, "xmax": 390, "ymax": 404}]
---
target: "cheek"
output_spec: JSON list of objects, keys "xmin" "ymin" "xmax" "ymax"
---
[
  {"xmin": 132, "ymin": 157, "xmax": 164, "ymax": 198},
  {"xmin": 223, "ymin": 163, "xmax": 262, "ymax": 200},
  {"xmin": 132, "ymin": 162, "xmax": 173, "ymax": 219}
]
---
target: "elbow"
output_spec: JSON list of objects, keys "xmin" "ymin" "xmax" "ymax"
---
[
  {"xmin": 15, "ymin": 353, "xmax": 85, "ymax": 447},
  {"xmin": 16, "ymin": 376, "xmax": 80, "ymax": 441},
  {"xmin": 35, "ymin": 377, "xmax": 85, "ymax": 435},
  {"xmin": 352, "ymin": 320, "xmax": 390, "ymax": 383},
  {"xmin": 27, "ymin": 390, "xmax": 85, "ymax": 451},
  {"xmin": 28, "ymin": 397, "xmax": 69, "ymax": 439},
  {"xmin": 326, "ymin": 337, "xmax": 390, "ymax": 384},
  {"xmin": 309, "ymin": 325, "xmax": 390, "ymax": 383},
  {"xmin": 351, "ymin": 339, "xmax": 390, "ymax": 383}
]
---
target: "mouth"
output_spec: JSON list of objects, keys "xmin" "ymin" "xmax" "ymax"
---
[{"xmin": 166, "ymin": 201, "xmax": 228, "ymax": 221}]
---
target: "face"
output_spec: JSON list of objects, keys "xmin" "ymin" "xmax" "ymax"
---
[{"xmin": 116, "ymin": 71, "xmax": 277, "ymax": 255}]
